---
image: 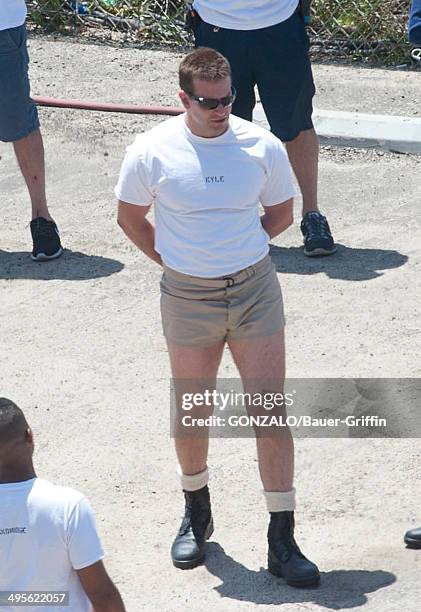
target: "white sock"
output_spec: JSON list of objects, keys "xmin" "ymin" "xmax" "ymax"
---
[
  {"xmin": 263, "ymin": 487, "xmax": 296, "ymax": 512},
  {"xmin": 177, "ymin": 465, "xmax": 209, "ymax": 492}
]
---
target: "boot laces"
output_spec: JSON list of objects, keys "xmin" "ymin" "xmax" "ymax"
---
[
  {"xmin": 269, "ymin": 514, "xmax": 306, "ymax": 559},
  {"xmin": 179, "ymin": 499, "xmax": 209, "ymax": 537}
]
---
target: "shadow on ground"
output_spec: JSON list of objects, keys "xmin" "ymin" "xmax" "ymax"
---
[
  {"xmin": 0, "ymin": 249, "xmax": 124, "ymax": 280},
  {"xmin": 269, "ymin": 244, "xmax": 408, "ymax": 281},
  {"xmin": 205, "ymin": 543, "xmax": 395, "ymax": 609}
]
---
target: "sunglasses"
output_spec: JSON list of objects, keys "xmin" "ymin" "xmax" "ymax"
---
[{"xmin": 187, "ymin": 86, "xmax": 236, "ymax": 110}]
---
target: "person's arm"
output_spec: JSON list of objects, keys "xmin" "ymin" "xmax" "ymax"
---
[
  {"xmin": 117, "ymin": 200, "xmax": 162, "ymax": 266},
  {"xmin": 261, "ymin": 198, "xmax": 294, "ymax": 239},
  {"xmin": 66, "ymin": 497, "xmax": 124, "ymax": 612},
  {"xmin": 76, "ymin": 561, "xmax": 125, "ymax": 612}
]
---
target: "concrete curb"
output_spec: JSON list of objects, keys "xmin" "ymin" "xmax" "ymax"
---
[{"xmin": 254, "ymin": 104, "xmax": 421, "ymax": 154}]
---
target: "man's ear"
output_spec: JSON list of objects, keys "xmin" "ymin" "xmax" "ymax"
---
[
  {"xmin": 179, "ymin": 90, "xmax": 191, "ymax": 110},
  {"xmin": 25, "ymin": 427, "xmax": 34, "ymax": 445}
]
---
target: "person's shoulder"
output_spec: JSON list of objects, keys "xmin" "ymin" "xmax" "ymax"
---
[
  {"xmin": 230, "ymin": 115, "xmax": 282, "ymax": 146},
  {"xmin": 129, "ymin": 114, "xmax": 186, "ymax": 152},
  {"xmin": 31, "ymin": 478, "xmax": 86, "ymax": 510},
  {"xmin": 230, "ymin": 115, "xmax": 288, "ymax": 163}
]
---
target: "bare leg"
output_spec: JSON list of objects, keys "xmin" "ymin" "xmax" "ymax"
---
[
  {"xmin": 167, "ymin": 341, "xmax": 225, "ymax": 476},
  {"xmin": 13, "ymin": 129, "xmax": 52, "ymax": 221},
  {"xmin": 228, "ymin": 330, "xmax": 294, "ymax": 492},
  {"xmin": 285, "ymin": 128, "xmax": 319, "ymax": 217}
]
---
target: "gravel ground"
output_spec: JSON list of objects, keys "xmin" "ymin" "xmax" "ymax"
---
[{"xmin": 1, "ymin": 35, "xmax": 421, "ymax": 612}]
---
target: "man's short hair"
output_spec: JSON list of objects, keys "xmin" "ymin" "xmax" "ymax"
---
[
  {"xmin": 179, "ymin": 47, "xmax": 231, "ymax": 93},
  {"xmin": 0, "ymin": 398, "xmax": 28, "ymax": 445}
]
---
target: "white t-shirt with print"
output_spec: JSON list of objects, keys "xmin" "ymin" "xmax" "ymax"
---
[
  {"xmin": 0, "ymin": 0, "xmax": 27, "ymax": 31},
  {"xmin": 0, "ymin": 478, "xmax": 105, "ymax": 612},
  {"xmin": 193, "ymin": 0, "xmax": 298, "ymax": 30},
  {"xmin": 115, "ymin": 113, "xmax": 295, "ymax": 278}
]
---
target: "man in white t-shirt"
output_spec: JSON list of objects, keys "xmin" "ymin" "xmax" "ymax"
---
[
  {"xmin": 188, "ymin": 0, "xmax": 336, "ymax": 257},
  {"xmin": 0, "ymin": 0, "xmax": 62, "ymax": 260},
  {"xmin": 0, "ymin": 398, "xmax": 126, "ymax": 612},
  {"xmin": 116, "ymin": 48, "xmax": 320, "ymax": 588}
]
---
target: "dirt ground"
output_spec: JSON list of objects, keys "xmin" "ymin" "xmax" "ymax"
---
[{"xmin": 1, "ymin": 35, "xmax": 421, "ymax": 611}]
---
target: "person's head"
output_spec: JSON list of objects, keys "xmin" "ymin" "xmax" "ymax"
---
[
  {"xmin": 178, "ymin": 47, "xmax": 234, "ymax": 138},
  {"xmin": 0, "ymin": 398, "xmax": 34, "ymax": 478}
]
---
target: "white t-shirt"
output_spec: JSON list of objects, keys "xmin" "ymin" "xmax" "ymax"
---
[
  {"xmin": 0, "ymin": 478, "xmax": 105, "ymax": 612},
  {"xmin": 115, "ymin": 114, "xmax": 295, "ymax": 278},
  {"xmin": 193, "ymin": 0, "xmax": 298, "ymax": 30},
  {"xmin": 0, "ymin": 0, "xmax": 27, "ymax": 31}
]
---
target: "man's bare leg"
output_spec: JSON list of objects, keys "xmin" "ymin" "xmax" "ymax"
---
[
  {"xmin": 14, "ymin": 128, "xmax": 62, "ymax": 260},
  {"xmin": 13, "ymin": 129, "xmax": 52, "ymax": 221},
  {"xmin": 168, "ymin": 340, "xmax": 224, "ymax": 569},
  {"xmin": 285, "ymin": 128, "xmax": 319, "ymax": 216},
  {"xmin": 168, "ymin": 341, "xmax": 225, "ymax": 475},
  {"xmin": 168, "ymin": 342, "xmax": 224, "ymax": 475},
  {"xmin": 229, "ymin": 329, "xmax": 320, "ymax": 586},
  {"xmin": 228, "ymin": 330, "xmax": 293, "ymax": 492},
  {"xmin": 286, "ymin": 128, "xmax": 336, "ymax": 256}
]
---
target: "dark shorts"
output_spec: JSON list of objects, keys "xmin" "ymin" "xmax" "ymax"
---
[
  {"xmin": 0, "ymin": 24, "xmax": 40, "ymax": 142},
  {"xmin": 194, "ymin": 9, "xmax": 315, "ymax": 142}
]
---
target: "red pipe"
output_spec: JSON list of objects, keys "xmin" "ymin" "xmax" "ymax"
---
[{"xmin": 32, "ymin": 95, "xmax": 183, "ymax": 116}]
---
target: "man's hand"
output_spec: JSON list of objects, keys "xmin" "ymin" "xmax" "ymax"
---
[
  {"xmin": 261, "ymin": 199, "xmax": 293, "ymax": 240},
  {"xmin": 77, "ymin": 561, "xmax": 125, "ymax": 612},
  {"xmin": 117, "ymin": 200, "xmax": 162, "ymax": 266}
]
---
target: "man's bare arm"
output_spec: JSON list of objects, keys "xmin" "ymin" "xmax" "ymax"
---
[
  {"xmin": 117, "ymin": 200, "xmax": 162, "ymax": 266},
  {"xmin": 76, "ymin": 561, "xmax": 125, "ymax": 612},
  {"xmin": 261, "ymin": 198, "xmax": 294, "ymax": 239}
]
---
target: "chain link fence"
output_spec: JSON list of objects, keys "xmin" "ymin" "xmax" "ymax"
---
[{"xmin": 27, "ymin": 1, "xmax": 414, "ymax": 66}]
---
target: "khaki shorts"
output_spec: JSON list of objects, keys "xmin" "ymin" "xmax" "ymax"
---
[{"xmin": 160, "ymin": 255, "xmax": 285, "ymax": 346}]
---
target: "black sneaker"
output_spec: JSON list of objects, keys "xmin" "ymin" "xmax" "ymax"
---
[
  {"xmin": 30, "ymin": 217, "xmax": 63, "ymax": 261},
  {"xmin": 300, "ymin": 211, "xmax": 336, "ymax": 257}
]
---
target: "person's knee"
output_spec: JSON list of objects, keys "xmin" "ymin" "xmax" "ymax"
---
[{"xmin": 284, "ymin": 127, "xmax": 317, "ymax": 146}]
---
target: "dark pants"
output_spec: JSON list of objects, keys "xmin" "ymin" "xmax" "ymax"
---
[
  {"xmin": 0, "ymin": 24, "xmax": 39, "ymax": 142},
  {"xmin": 194, "ymin": 9, "xmax": 315, "ymax": 142}
]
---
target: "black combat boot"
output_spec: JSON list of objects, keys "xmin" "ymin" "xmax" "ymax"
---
[
  {"xmin": 267, "ymin": 511, "xmax": 320, "ymax": 587},
  {"xmin": 171, "ymin": 485, "xmax": 214, "ymax": 569}
]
